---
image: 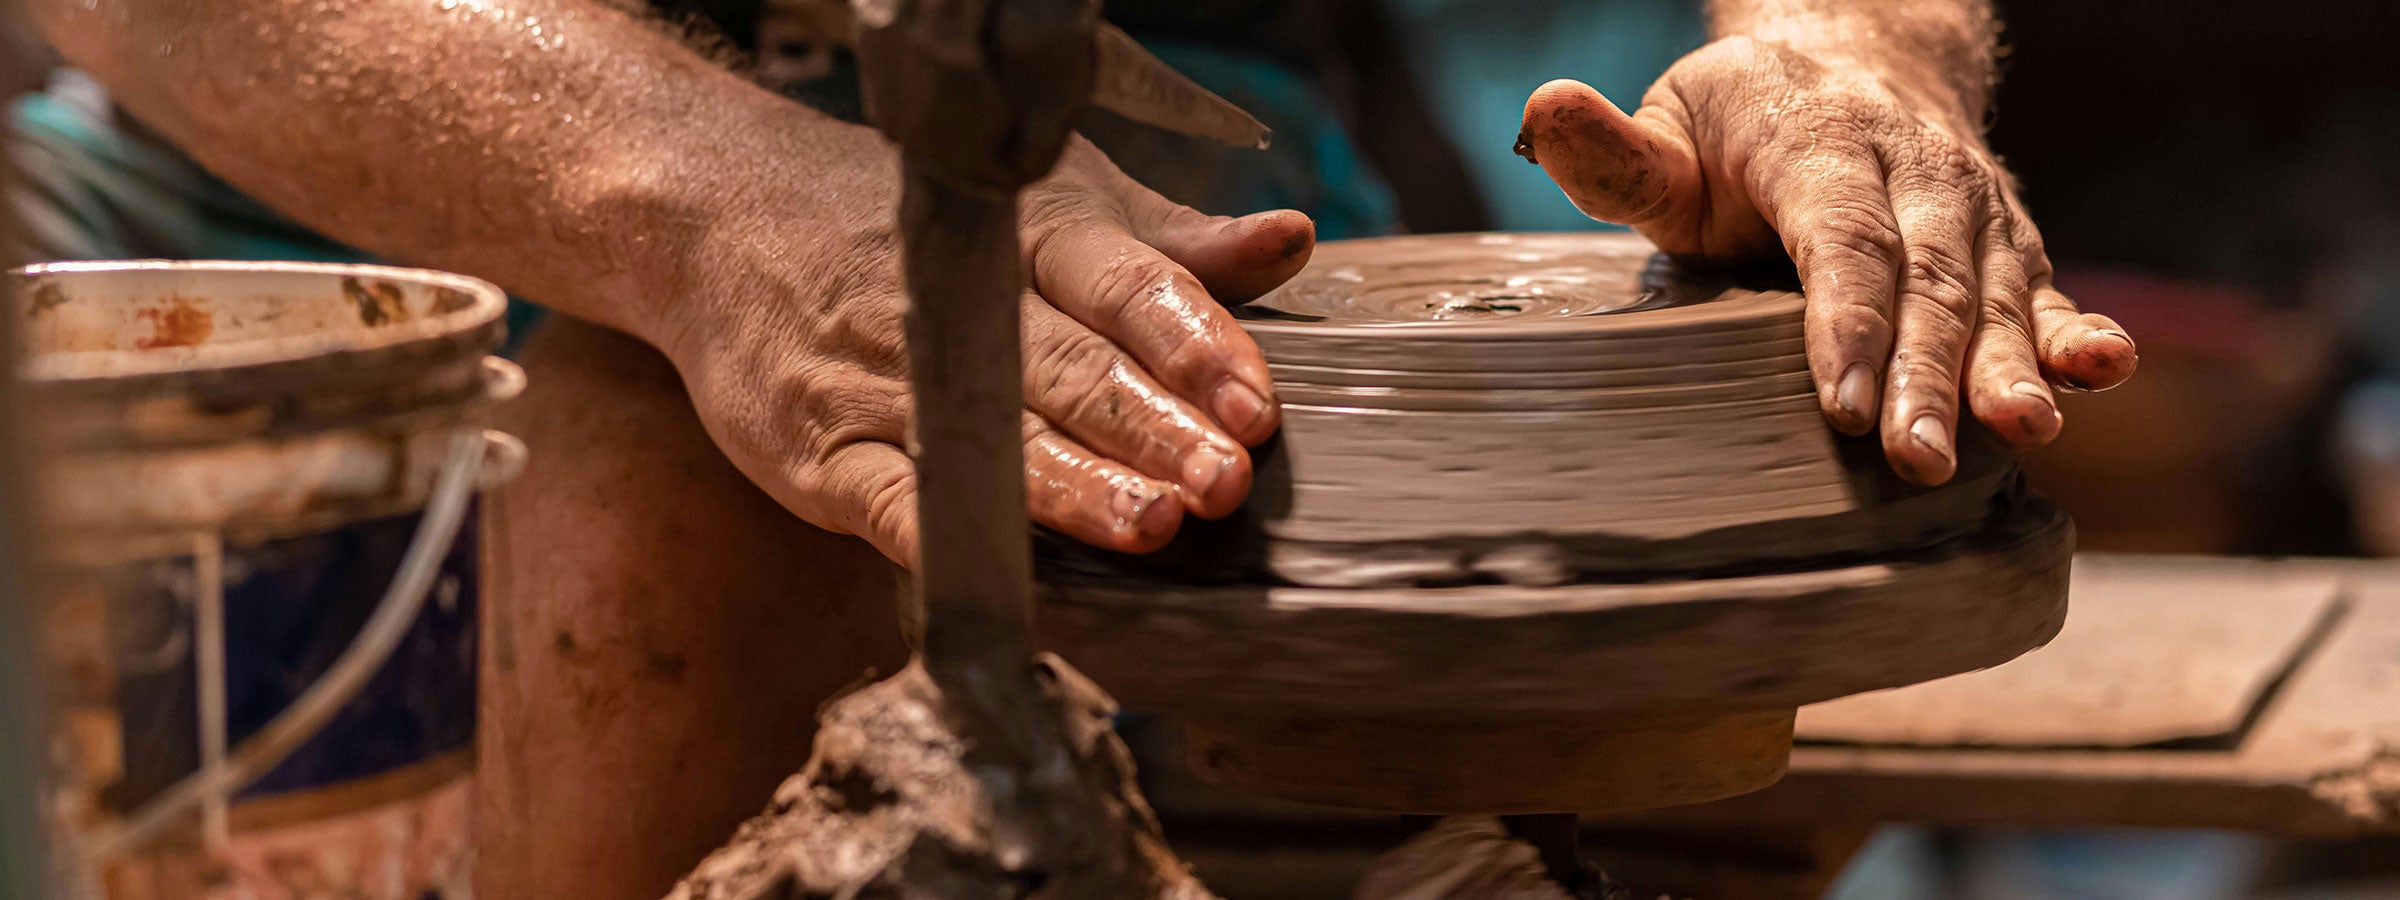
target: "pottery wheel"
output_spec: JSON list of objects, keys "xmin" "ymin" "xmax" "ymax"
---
[{"xmin": 1034, "ymin": 232, "xmax": 2073, "ymax": 814}]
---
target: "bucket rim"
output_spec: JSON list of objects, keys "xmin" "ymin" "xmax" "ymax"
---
[{"xmin": 11, "ymin": 259, "xmax": 508, "ymax": 383}]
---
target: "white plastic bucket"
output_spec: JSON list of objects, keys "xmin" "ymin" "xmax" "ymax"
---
[{"xmin": 16, "ymin": 261, "xmax": 523, "ymax": 900}]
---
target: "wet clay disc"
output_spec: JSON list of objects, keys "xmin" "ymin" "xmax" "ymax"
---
[
  {"xmin": 1043, "ymin": 231, "xmax": 2013, "ymax": 588},
  {"xmin": 1030, "ymin": 232, "xmax": 2077, "ymax": 813}
]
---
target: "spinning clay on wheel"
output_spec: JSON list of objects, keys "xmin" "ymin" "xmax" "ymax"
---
[
  {"xmin": 1035, "ymin": 231, "xmax": 2073, "ymax": 814},
  {"xmin": 1047, "ymin": 231, "xmax": 2020, "ymax": 588}
]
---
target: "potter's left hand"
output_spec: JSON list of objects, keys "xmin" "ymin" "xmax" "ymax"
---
[{"xmin": 1515, "ymin": 36, "xmax": 2137, "ymax": 485}]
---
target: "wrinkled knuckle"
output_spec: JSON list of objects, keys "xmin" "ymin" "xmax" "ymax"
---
[
  {"xmin": 1789, "ymin": 100, "xmax": 1878, "ymax": 141},
  {"xmin": 1020, "ymin": 187, "xmax": 1093, "ymax": 237},
  {"xmin": 1083, "ymin": 258, "xmax": 1176, "ymax": 325},
  {"xmin": 1027, "ymin": 329, "xmax": 1122, "ymax": 412},
  {"xmin": 1901, "ymin": 246, "xmax": 1978, "ymax": 317},
  {"xmin": 1023, "ymin": 214, "xmax": 1115, "ymax": 282},
  {"xmin": 798, "ymin": 368, "xmax": 900, "ymax": 456},
  {"xmin": 1815, "ymin": 299, "xmax": 1892, "ymax": 349},
  {"xmin": 1806, "ymin": 210, "xmax": 1903, "ymax": 271},
  {"xmin": 1979, "ymin": 304, "xmax": 2037, "ymax": 344},
  {"xmin": 1917, "ymin": 137, "xmax": 1982, "ymax": 187},
  {"xmin": 1905, "ymin": 241, "xmax": 1976, "ymax": 291},
  {"xmin": 818, "ymin": 311, "xmax": 904, "ymax": 373},
  {"xmin": 1144, "ymin": 321, "xmax": 1229, "ymax": 390}
]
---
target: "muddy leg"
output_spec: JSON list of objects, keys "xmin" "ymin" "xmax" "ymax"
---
[{"xmin": 475, "ymin": 316, "xmax": 909, "ymax": 900}]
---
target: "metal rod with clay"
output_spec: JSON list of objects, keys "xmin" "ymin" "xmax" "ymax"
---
[{"xmin": 666, "ymin": 1, "xmax": 1213, "ymax": 894}]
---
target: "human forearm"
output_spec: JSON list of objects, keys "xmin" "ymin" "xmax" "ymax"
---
[
  {"xmin": 24, "ymin": 0, "xmax": 886, "ymax": 344},
  {"xmin": 1708, "ymin": 0, "xmax": 1997, "ymax": 125}
]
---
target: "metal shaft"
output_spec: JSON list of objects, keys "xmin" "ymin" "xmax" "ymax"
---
[{"xmin": 897, "ymin": 167, "xmax": 1043, "ymax": 756}]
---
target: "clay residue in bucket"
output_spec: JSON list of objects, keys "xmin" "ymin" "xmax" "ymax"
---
[
  {"xmin": 341, "ymin": 277, "xmax": 412, "ymax": 327},
  {"xmin": 430, "ymin": 287, "xmax": 478, "ymax": 316},
  {"xmin": 135, "ymin": 297, "xmax": 214, "ymax": 349},
  {"xmin": 26, "ymin": 282, "xmax": 69, "ymax": 317}
]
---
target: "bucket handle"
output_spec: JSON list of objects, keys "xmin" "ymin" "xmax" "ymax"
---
[{"xmin": 82, "ymin": 426, "xmax": 495, "ymax": 862}]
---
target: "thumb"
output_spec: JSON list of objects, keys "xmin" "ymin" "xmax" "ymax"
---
[
  {"xmin": 1516, "ymin": 78, "xmax": 1699, "ymax": 227},
  {"xmin": 1121, "ymin": 184, "xmax": 1318, "ymax": 305}
]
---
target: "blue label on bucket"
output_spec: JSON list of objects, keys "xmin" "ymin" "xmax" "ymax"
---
[{"xmin": 101, "ymin": 506, "xmax": 479, "ymax": 811}]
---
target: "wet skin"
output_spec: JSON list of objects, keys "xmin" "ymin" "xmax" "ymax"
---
[{"xmin": 28, "ymin": 0, "xmax": 2132, "ymax": 568}]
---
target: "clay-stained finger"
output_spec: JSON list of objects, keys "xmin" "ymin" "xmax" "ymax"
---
[
  {"xmin": 1023, "ymin": 415, "xmax": 1186, "ymax": 554},
  {"xmin": 1745, "ymin": 137, "xmax": 1902, "ymax": 435},
  {"xmin": 1879, "ymin": 147, "xmax": 1988, "ymax": 486},
  {"xmin": 1021, "ymin": 298, "xmax": 1252, "ymax": 518},
  {"xmin": 1022, "ymin": 207, "xmax": 1281, "ymax": 446},
  {"xmin": 2032, "ymin": 289, "xmax": 2138, "ymax": 392},
  {"xmin": 1514, "ymin": 78, "xmax": 1702, "ymax": 227},
  {"xmin": 1998, "ymin": 193, "xmax": 2137, "ymax": 392},
  {"xmin": 1962, "ymin": 211, "xmax": 2061, "ymax": 448}
]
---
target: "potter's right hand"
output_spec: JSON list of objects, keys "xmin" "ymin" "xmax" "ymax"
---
[{"xmin": 669, "ymin": 136, "xmax": 1313, "ymax": 567}]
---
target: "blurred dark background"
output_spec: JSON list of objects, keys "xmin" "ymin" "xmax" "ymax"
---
[{"xmin": 1989, "ymin": 0, "xmax": 2400, "ymax": 561}]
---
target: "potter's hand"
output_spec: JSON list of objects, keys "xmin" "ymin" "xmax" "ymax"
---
[
  {"xmin": 681, "ymin": 137, "xmax": 1311, "ymax": 566},
  {"xmin": 1515, "ymin": 36, "xmax": 2136, "ymax": 485},
  {"xmin": 25, "ymin": 0, "xmax": 1308, "ymax": 565}
]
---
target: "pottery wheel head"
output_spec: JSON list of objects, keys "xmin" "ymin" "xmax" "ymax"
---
[
  {"xmin": 1042, "ymin": 231, "xmax": 2019, "ymax": 589},
  {"xmin": 1240, "ymin": 232, "xmax": 1730, "ymax": 326},
  {"xmin": 1034, "ymin": 232, "xmax": 2073, "ymax": 814}
]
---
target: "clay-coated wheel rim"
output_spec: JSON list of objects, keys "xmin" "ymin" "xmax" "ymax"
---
[{"xmin": 1037, "ymin": 496, "xmax": 2073, "ymax": 724}]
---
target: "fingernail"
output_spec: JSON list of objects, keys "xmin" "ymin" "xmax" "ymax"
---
[
  {"xmin": 1835, "ymin": 363, "xmax": 1877, "ymax": 426},
  {"xmin": 1909, "ymin": 413, "xmax": 1954, "ymax": 465},
  {"xmin": 2012, "ymin": 380, "xmax": 2062, "ymax": 432},
  {"xmin": 1141, "ymin": 489, "xmax": 1182, "ymax": 536},
  {"xmin": 2080, "ymin": 327, "xmax": 2138, "ymax": 360},
  {"xmin": 1181, "ymin": 443, "xmax": 1235, "ymax": 506},
  {"xmin": 1212, "ymin": 379, "xmax": 1271, "ymax": 438},
  {"xmin": 2006, "ymin": 379, "xmax": 2064, "ymax": 410},
  {"xmin": 1111, "ymin": 486, "xmax": 1174, "ymax": 536}
]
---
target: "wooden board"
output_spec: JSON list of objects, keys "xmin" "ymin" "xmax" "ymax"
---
[
  {"xmin": 1797, "ymin": 555, "xmax": 2346, "ymax": 747},
  {"xmin": 1622, "ymin": 555, "xmax": 2400, "ymax": 836}
]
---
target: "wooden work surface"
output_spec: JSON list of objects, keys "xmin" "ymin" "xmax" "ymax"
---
[
  {"xmin": 1797, "ymin": 555, "xmax": 2348, "ymax": 748},
  {"xmin": 1138, "ymin": 554, "xmax": 2400, "ymax": 837},
  {"xmin": 1617, "ymin": 553, "xmax": 2400, "ymax": 836}
]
